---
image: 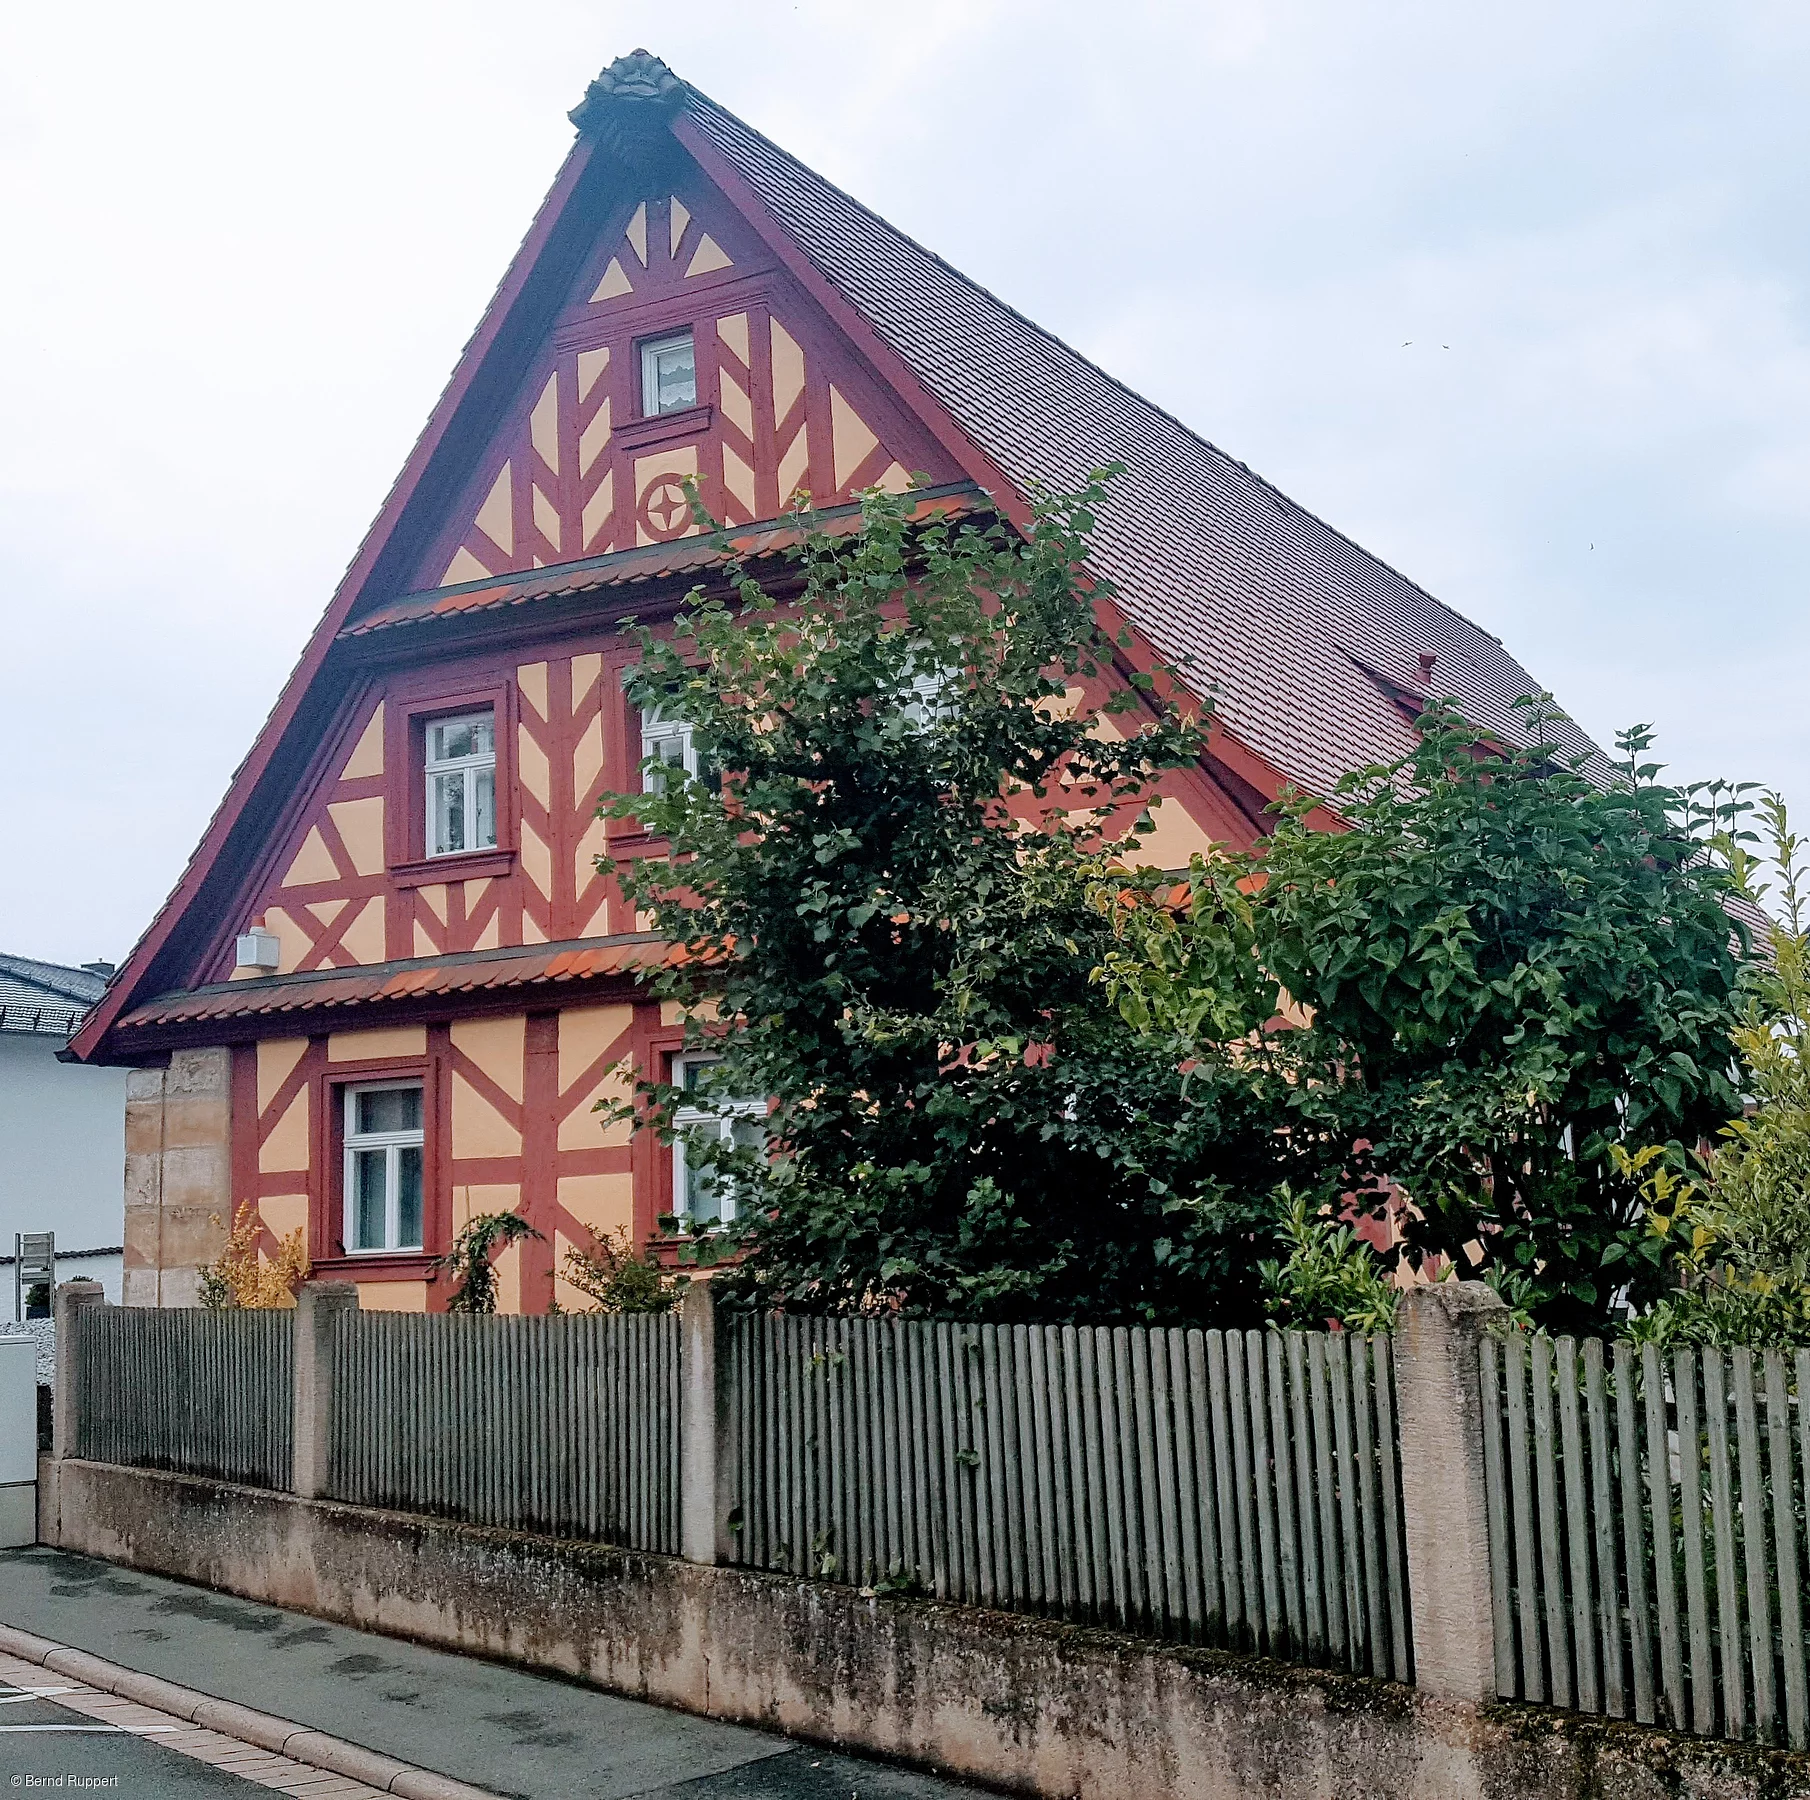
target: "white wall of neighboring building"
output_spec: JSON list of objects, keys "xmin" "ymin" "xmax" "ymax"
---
[{"xmin": 0, "ymin": 1031, "xmax": 126, "ymax": 1259}]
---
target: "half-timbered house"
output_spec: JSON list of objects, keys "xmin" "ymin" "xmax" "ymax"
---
[{"xmin": 69, "ymin": 51, "xmax": 1594, "ymax": 1312}]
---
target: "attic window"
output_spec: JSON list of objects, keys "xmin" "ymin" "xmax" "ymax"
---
[
  {"xmin": 640, "ymin": 331, "xmax": 697, "ymax": 416},
  {"xmin": 425, "ymin": 711, "xmax": 497, "ymax": 857}
]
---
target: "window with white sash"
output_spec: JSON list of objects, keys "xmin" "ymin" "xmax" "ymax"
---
[
  {"xmin": 640, "ymin": 701, "xmax": 704, "ymax": 794},
  {"xmin": 343, "ymin": 1083, "xmax": 424, "ymax": 1253},
  {"xmin": 640, "ymin": 331, "xmax": 697, "ymax": 417},
  {"xmin": 670, "ymin": 1055, "xmax": 764, "ymax": 1229},
  {"xmin": 425, "ymin": 710, "xmax": 496, "ymax": 858}
]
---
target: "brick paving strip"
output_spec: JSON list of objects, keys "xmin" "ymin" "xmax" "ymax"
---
[{"xmin": 0, "ymin": 1624, "xmax": 502, "ymax": 1799}]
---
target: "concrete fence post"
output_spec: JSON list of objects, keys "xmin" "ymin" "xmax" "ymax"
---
[
  {"xmin": 292, "ymin": 1282, "xmax": 358, "ymax": 1501},
  {"xmin": 1393, "ymin": 1279, "xmax": 1506, "ymax": 1701},
  {"xmin": 50, "ymin": 1280, "xmax": 105, "ymax": 1463},
  {"xmin": 679, "ymin": 1279, "xmax": 732, "ymax": 1565}
]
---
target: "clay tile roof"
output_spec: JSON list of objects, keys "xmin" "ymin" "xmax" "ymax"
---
[
  {"xmin": 680, "ymin": 88, "xmax": 1604, "ymax": 798},
  {"xmin": 109, "ymin": 934, "xmax": 702, "ymax": 1036},
  {"xmin": 340, "ymin": 483, "xmax": 987, "ymax": 639}
]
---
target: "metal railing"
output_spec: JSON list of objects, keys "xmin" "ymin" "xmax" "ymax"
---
[
  {"xmin": 724, "ymin": 1316, "xmax": 1411, "ymax": 1679},
  {"xmin": 1481, "ymin": 1333, "xmax": 1810, "ymax": 1748}
]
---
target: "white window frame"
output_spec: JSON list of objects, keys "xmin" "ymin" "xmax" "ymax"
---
[
  {"xmin": 640, "ymin": 702, "xmax": 702, "ymax": 794},
  {"xmin": 896, "ymin": 641, "xmax": 958, "ymax": 731},
  {"xmin": 342, "ymin": 1081, "xmax": 426, "ymax": 1254},
  {"xmin": 424, "ymin": 709, "xmax": 497, "ymax": 859},
  {"xmin": 901, "ymin": 665, "xmax": 954, "ymax": 731},
  {"xmin": 670, "ymin": 1054, "xmax": 765, "ymax": 1230},
  {"xmin": 640, "ymin": 330, "xmax": 697, "ymax": 417}
]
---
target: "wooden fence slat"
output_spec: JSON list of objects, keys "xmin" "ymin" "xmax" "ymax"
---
[
  {"xmin": 1267, "ymin": 1331, "xmax": 1305, "ymax": 1660},
  {"xmin": 1614, "ymin": 1340, "xmax": 1657, "ymax": 1716},
  {"xmin": 1764, "ymin": 1349, "xmax": 1805, "ymax": 1751},
  {"xmin": 1307, "ymin": 1332, "xmax": 1345, "ymax": 1665},
  {"xmin": 1190, "ymin": 1329, "xmax": 1225, "ymax": 1645},
  {"xmin": 1079, "ymin": 1326, "xmax": 1111, "ymax": 1624},
  {"xmin": 1350, "ymin": 1336, "xmax": 1387, "ymax": 1678},
  {"xmin": 1287, "ymin": 1333, "xmax": 1324, "ymax": 1661},
  {"xmin": 1585, "ymin": 1340, "xmax": 1625, "ymax": 1716},
  {"xmin": 1173, "ymin": 1331, "xmax": 1207, "ymax": 1642},
  {"xmin": 1062, "ymin": 1325, "xmax": 1095, "ymax": 1619},
  {"xmin": 1504, "ymin": 1333, "xmax": 1544, "ymax": 1704},
  {"xmin": 1088, "ymin": 1330, "xmax": 1122, "ymax": 1625},
  {"xmin": 1480, "ymin": 1335, "xmax": 1516, "ymax": 1697},
  {"xmin": 1556, "ymin": 1338, "xmax": 1599, "ymax": 1712},
  {"xmin": 1673, "ymin": 1347, "xmax": 1715, "ymax": 1736},
  {"xmin": 1150, "ymin": 1331, "xmax": 1185, "ymax": 1636},
  {"xmin": 1531, "ymin": 1334, "xmax": 1574, "ymax": 1707},
  {"xmin": 1207, "ymin": 1331, "xmax": 1244, "ymax": 1645},
  {"xmin": 1703, "ymin": 1348, "xmax": 1745, "ymax": 1740},
  {"xmin": 1130, "ymin": 1330, "xmax": 1166, "ymax": 1634},
  {"xmin": 1370, "ymin": 1337, "xmax": 1410, "ymax": 1685},
  {"xmin": 1795, "ymin": 1350, "xmax": 1810, "ymax": 1746},
  {"xmin": 1731, "ymin": 1349, "xmax": 1775, "ymax": 1744},
  {"xmin": 1327, "ymin": 1332, "xmax": 1368, "ymax": 1673}
]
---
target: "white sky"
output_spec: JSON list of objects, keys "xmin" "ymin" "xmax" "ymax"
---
[{"xmin": 5, "ymin": 0, "xmax": 1807, "ymax": 968}]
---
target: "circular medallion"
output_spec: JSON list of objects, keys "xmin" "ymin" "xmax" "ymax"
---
[{"xmin": 637, "ymin": 476, "xmax": 693, "ymax": 541}]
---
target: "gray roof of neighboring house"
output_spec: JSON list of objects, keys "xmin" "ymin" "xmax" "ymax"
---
[
  {"xmin": 0, "ymin": 954, "xmax": 110, "ymax": 1039},
  {"xmin": 686, "ymin": 87, "xmax": 1604, "ymax": 799}
]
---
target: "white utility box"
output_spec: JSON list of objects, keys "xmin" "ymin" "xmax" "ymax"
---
[{"xmin": 0, "ymin": 1338, "xmax": 37, "ymax": 1547}]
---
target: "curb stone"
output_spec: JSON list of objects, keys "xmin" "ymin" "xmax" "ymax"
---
[{"xmin": 0, "ymin": 1620, "xmax": 501, "ymax": 1798}]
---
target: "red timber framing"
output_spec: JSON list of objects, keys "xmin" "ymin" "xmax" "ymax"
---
[{"xmin": 230, "ymin": 1003, "xmax": 643, "ymax": 1312}]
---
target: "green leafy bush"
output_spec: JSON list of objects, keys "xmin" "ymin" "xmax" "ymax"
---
[{"xmin": 1104, "ymin": 705, "xmax": 1755, "ymax": 1335}]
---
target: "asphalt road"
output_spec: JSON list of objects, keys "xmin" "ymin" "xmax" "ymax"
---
[
  {"xmin": 0, "ymin": 1676, "xmax": 258, "ymax": 1795},
  {"xmin": 0, "ymin": 1549, "xmax": 983, "ymax": 1799}
]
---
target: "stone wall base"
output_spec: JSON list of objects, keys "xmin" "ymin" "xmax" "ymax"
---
[{"xmin": 40, "ymin": 1458, "xmax": 1810, "ymax": 1800}]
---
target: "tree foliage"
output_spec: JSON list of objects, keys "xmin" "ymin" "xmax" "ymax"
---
[
  {"xmin": 604, "ymin": 480, "xmax": 1308, "ymax": 1323},
  {"xmin": 1104, "ymin": 705, "xmax": 1755, "ymax": 1335},
  {"xmin": 1624, "ymin": 796, "xmax": 1810, "ymax": 1347}
]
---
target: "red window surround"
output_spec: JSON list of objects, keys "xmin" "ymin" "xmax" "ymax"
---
[
  {"xmin": 383, "ymin": 681, "xmax": 519, "ymax": 886},
  {"xmin": 307, "ymin": 1042, "xmax": 450, "ymax": 1288}
]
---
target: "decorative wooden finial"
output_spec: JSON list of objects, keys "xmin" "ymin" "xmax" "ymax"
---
[{"xmin": 570, "ymin": 49, "xmax": 685, "ymax": 134}]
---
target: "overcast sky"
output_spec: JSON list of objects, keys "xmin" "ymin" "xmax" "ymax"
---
[{"xmin": 5, "ymin": 0, "xmax": 1806, "ymax": 968}]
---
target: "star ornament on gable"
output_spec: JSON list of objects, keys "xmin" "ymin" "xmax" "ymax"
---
[{"xmin": 638, "ymin": 476, "xmax": 694, "ymax": 541}]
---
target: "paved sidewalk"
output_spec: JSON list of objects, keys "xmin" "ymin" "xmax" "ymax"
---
[{"xmin": 0, "ymin": 1549, "xmax": 979, "ymax": 1799}]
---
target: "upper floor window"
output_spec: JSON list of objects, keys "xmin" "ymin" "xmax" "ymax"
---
[
  {"xmin": 670, "ymin": 1055, "xmax": 765, "ymax": 1229},
  {"xmin": 344, "ymin": 1082, "xmax": 424, "ymax": 1253},
  {"xmin": 425, "ymin": 710, "xmax": 496, "ymax": 858},
  {"xmin": 640, "ymin": 701, "xmax": 704, "ymax": 794},
  {"xmin": 899, "ymin": 653, "xmax": 957, "ymax": 731},
  {"xmin": 640, "ymin": 331, "xmax": 697, "ymax": 417}
]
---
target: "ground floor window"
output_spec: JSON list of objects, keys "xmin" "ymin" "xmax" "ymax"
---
[
  {"xmin": 344, "ymin": 1082, "xmax": 424, "ymax": 1252},
  {"xmin": 670, "ymin": 1055, "xmax": 764, "ymax": 1229}
]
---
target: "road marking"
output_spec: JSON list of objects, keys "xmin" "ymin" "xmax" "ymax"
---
[
  {"xmin": 0, "ymin": 1709, "xmax": 180, "ymax": 1723},
  {"xmin": 0, "ymin": 1687, "xmax": 78, "ymax": 1702}
]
